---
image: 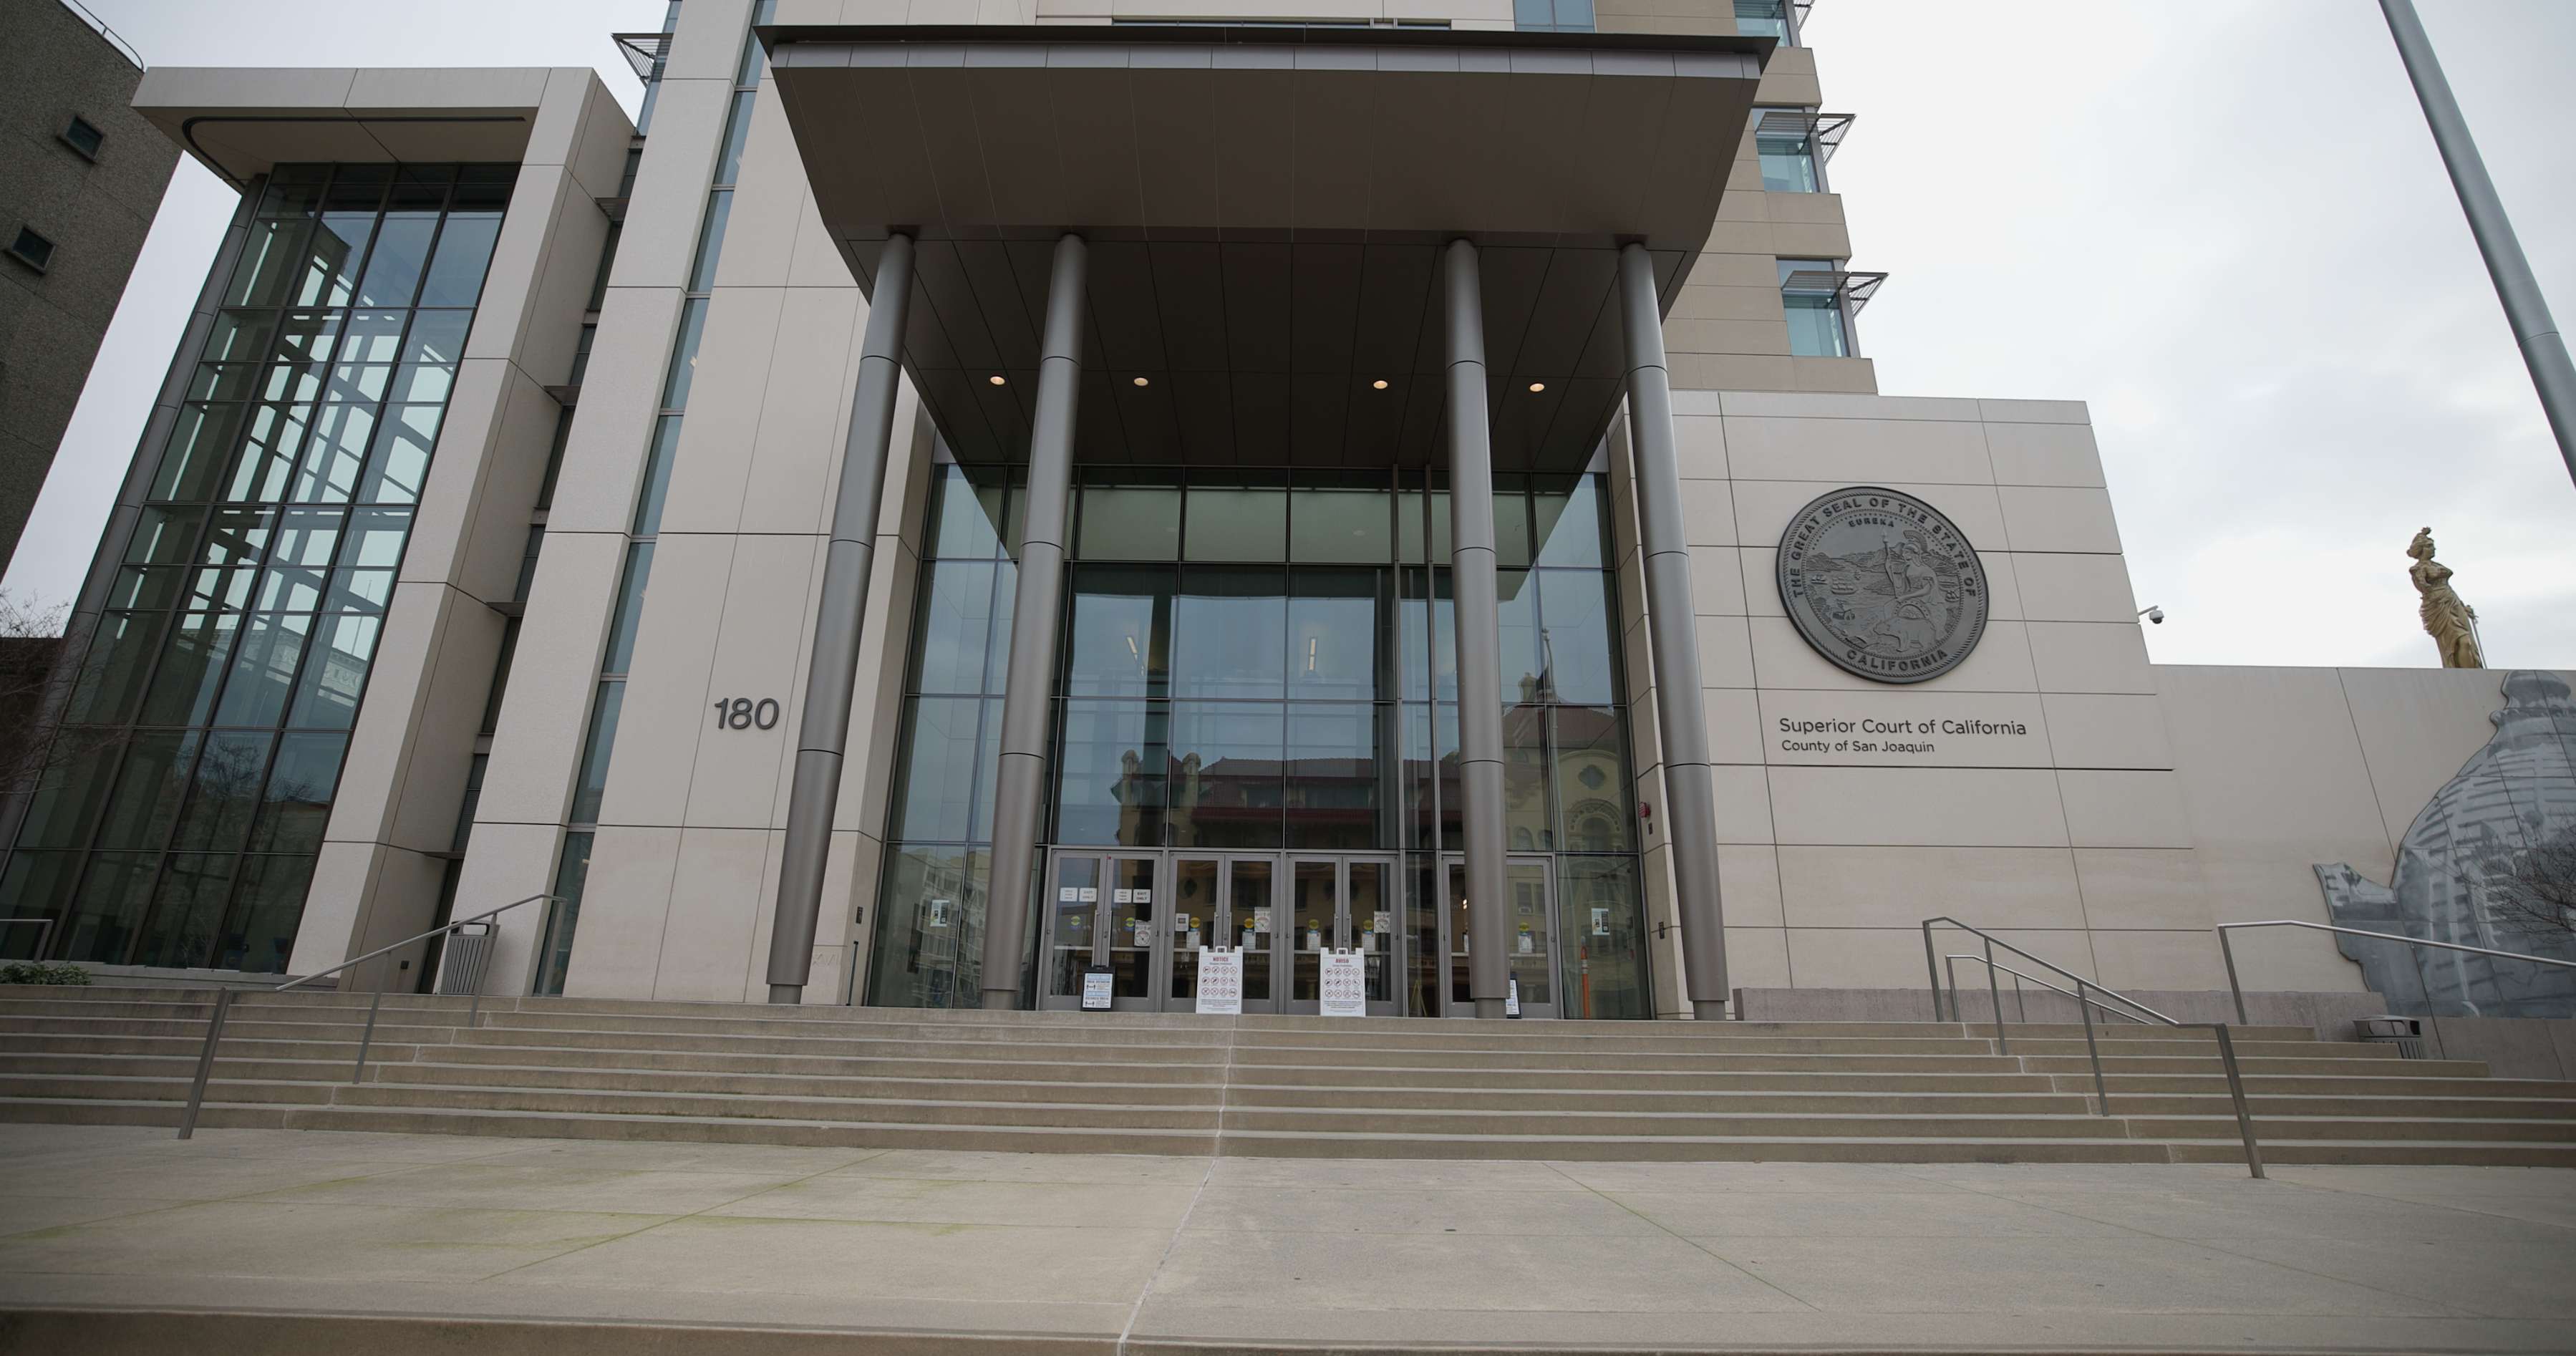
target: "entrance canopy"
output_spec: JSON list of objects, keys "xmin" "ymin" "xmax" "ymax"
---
[{"xmin": 762, "ymin": 24, "xmax": 1768, "ymax": 471}]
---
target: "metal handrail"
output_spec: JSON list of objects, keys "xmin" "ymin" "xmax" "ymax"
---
[
  {"xmin": 2217, "ymin": 919, "xmax": 2576, "ymax": 1022},
  {"xmin": 1926, "ymin": 917, "xmax": 2266, "ymax": 1178},
  {"xmin": 1921, "ymin": 916, "xmax": 2179, "ymax": 1027},
  {"xmin": 2217, "ymin": 918, "xmax": 2576, "ymax": 1063},
  {"xmin": 175, "ymin": 893, "xmax": 556, "ymax": 1140},
  {"xmin": 1945, "ymin": 955, "xmax": 2157, "ymax": 1026}
]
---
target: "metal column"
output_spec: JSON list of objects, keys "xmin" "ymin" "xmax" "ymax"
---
[
  {"xmin": 765, "ymin": 233, "xmax": 916, "ymax": 1003},
  {"xmin": 1443, "ymin": 240, "xmax": 1511, "ymax": 1020},
  {"xmin": 2381, "ymin": 0, "xmax": 2576, "ymax": 489},
  {"xmin": 979, "ymin": 233, "xmax": 1088, "ymax": 1009},
  {"xmin": 1617, "ymin": 242, "xmax": 1730, "ymax": 1020}
]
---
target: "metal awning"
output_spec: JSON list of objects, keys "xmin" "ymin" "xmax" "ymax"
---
[
  {"xmin": 762, "ymin": 24, "xmax": 1770, "ymax": 471},
  {"xmin": 1754, "ymin": 109, "xmax": 1853, "ymax": 163},
  {"xmin": 1781, "ymin": 268, "xmax": 1886, "ymax": 313}
]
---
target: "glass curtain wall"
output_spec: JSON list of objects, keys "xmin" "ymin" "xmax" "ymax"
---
[
  {"xmin": 866, "ymin": 465, "xmax": 1652, "ymax": 1018},
  {"xmin": 0, "ymin": 161, "xmax": 515, "ymax": 971},
  {"xmin": 534, "ymin": 0, "xmax": 773, "ymax": 994},
  {"xmin": 863, "ymin": 464, "xmax": 1022, "ymax": 1008}
]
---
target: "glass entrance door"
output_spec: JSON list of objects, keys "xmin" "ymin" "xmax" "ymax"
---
[
  {"xmin": 1043, "ymin": 850, "xmax": 1395, "ymax": 1014},
  {"xmin": 1041, "ymin": 852, "xmax": 1164, "ymax": 1012},
  {"xmin": 1282, "ymin": 856, "xmax": 1398, "ymax": 1015},
  {"xmin": 1167, "ymin": 856, "xmax": 1278, "ymax": 1014},
  {"xmin": 1440, "ymin": 855, "xmax": 1559, "ymax": 1019}
]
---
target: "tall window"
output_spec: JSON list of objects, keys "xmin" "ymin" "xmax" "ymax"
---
[
  {"xmin": 0, "ymin": 162, "xmax": 513, "ymax": 972},
  {"xmin": 1514, "ymin": 0, "xmax": 1597, "ymax": 32},
  {"xmin": 865, "ymin": 466, "xmax": 1652, "ymax": 1018},
  {"xmin": 1779, "ymin": 258, "xmax": 1850, "ymax": 358},
  {"xmin": 1756, "ymin": 115, "xmax": 1820, "ymax": 193},
  {"xmin": 1735, "ymin": 0, "xmax": 1798, "ymax": 42}
]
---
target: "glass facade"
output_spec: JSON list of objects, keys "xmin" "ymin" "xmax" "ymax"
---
[
  {"xmin": 0, "ymin": 162, "xmax": 515, "ymax": 971},
  {"xmin": 1734, "ymin": 0, "xmax": 1795, "ymax": 42},
  {"xmin": 1514, "ymin": 0, "xmax": 1596, "ymax": 32},
  {"xmin": 866, "ymin": 465, "xmax": 1652, "ymax": 1017}
]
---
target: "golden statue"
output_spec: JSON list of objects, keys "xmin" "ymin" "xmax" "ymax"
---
[{"xmin": 2408, "ymin": 528, "xmax": 2483, "ymax": 669}]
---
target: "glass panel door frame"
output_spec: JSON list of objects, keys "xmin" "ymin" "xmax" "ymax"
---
[
  {"xmin": 1037, "ymin": 851, "xmax": 1165, "ymax": 1012},
  {"xmin": 1277, "ymin": 853, "xmax": 1402, "ymax": 1017},
  {"xmin": 1438, "ymin": 852, "xmax": 1561, "ymax": 1020},
  {"xmin": 1166, "ymin": 852, "xmax": 1281, "ymax": 1015}
]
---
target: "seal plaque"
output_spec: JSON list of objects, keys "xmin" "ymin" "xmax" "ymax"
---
[{"xmin": 1776, "ymin": 488, "xmax": 1987, "ymax": 684}]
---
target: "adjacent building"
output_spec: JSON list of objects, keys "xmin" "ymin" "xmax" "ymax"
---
[
  {"xmin": 0, "ymin": 0, "xmax": 178, "ymax": 573},
  {"xmin": 3, "ymin": 0, "xmax": 2567, "ymax": 1022}
]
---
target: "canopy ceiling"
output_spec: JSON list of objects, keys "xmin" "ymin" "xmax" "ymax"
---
[{"xmin": 763, "ymin": 24, "xmax": 1769, "ymax": 470}]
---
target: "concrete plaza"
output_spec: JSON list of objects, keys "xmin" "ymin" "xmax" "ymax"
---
[{"xmin": 0, "ymin": 1124, "xmax": 2568, "ymax": 1354}]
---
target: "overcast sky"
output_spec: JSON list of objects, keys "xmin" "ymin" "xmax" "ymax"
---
[{"xmin": 13, "ymin": 0, "xmax": 2573, "ymax": 672}]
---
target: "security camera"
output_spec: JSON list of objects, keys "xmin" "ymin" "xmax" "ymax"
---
[{"xmin": 2138, "ymin": 606, "xmax": 2164, "ymax": 625}]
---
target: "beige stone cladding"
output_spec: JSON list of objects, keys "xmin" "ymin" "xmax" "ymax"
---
[
  {"xmin": 455, "ymin": 0, "xmax": 771, "ymax": 993},
  {"xmin": 2154, "ymin": 664, "xmax": 2576, "ymax": 997},
  {"xmin": 1613, "ymin": 390, "xmax": 2222, "ymax": 1011},
  {"xmin": 532, "ymin": 5, "xmax": 934, "ymax": 1004}
]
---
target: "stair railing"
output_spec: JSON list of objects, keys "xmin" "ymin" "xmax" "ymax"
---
[
  {"xmin": 2215, "ymin": 919, "xmax": 2576, "ymax": 1063},
  {"xmin": 175, "ymin": 893, "xmax": 556, "ymax": 1141},
  {"xmin": 1924, "ymin": 916, "xmax": 2265, "ymax": 1178}
]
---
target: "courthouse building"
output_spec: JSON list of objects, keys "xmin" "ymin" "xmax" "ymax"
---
[{"xmin": 5, "ymin": 0, "xmax": 2570, "ymax": 1021}]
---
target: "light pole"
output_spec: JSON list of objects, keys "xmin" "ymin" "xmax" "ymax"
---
[{"xmin": 2379, "ymin": 0, "xmax": 2576, "ymax": 490}]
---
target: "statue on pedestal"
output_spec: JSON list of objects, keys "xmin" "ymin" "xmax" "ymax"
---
[{"xmin": 2408, "ymin": 528, "xmax": 2483, "ymax": 669}]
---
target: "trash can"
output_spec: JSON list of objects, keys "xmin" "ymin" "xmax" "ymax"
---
[
  {"xmin": 437, "ymin": 924, "xmax": 495, "ymax": 997},
  {"xmin": 2354, "ymin": 1015, "xmax": 2424, "ymax": 1060}
]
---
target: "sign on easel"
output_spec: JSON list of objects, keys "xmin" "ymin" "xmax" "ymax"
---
[
  {"xmin": 1319, "ymin": 949, "xmax": 1367, "ymax": 1017},
  {"xmin": 1195, "ymin": 948, "xmax": 1244, "ymax": 1015},
  {"xmin": 1081, "ymin": 965, "xmax": 1113, "ymax": 1011}
]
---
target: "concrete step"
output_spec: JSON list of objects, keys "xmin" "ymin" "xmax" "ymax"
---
[{"xmin": 5, "ymin": 985, "xmax": 2566, "ymax": 1167}]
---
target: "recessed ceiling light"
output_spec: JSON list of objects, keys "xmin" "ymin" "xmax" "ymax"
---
[
  {"xmin": 1372, "ymin": 379, "xmax": 1389, "ymax": 389},
  {"xmin": 1529, "ymin": 382, "xmax": 1546, "ymax": 392},
  {"xmin": 989, "ymin": 375, "xmax": 1006, "ymax": 385},
  {"xmin": 1133, "ymin": 377, "xmax": 1149, "ymax": 387}
]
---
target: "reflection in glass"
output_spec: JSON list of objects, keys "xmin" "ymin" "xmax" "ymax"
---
[
  {"xmin": 1171, "ymin": 568, "xmax": 1283, "ymax": 699},
  {"xmin": 1183, "ymin": 483, "xmax": 1285, "ymax": 561},
  {"xmin": 891, "ymin": 696, "xmax": 994, "ymax": 843},
  {"xmin": 1169, "ymin": 702, "xmax": 1282, "ymax": 848},
  {"xmin": 1561, "ymin": 855, "xmax": 1647, "ymax": 1018},
  {"xmin": 1079, "ymin": 481, "xmax": 1181, "ymax": 561},
  {"xmin": 870, "ymin": 843, "xmax": 989, "ymax": 1008},
  {"xmin": 1064, "ymin": 566, "xmax": 1168, "ymax": 698},
  {"xmin": 1553, "ymin": 707, "xmax": 1631, "ymax": 853},
  {"xmin": 911, "ymin": 561, "xmax": 1005, "ymax": 696},
  {"xmin": 1055, "ymin": 701, "xmax": 1163, "ymax": 847},
  {"xmin": 1284, "ymin": 703, "xmax": 1375, "ymax": 849}
]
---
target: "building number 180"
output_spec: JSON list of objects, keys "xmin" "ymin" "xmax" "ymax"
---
[{"xmin": 712, "ymin": 697, "xmax": 780, "ymax": 730}]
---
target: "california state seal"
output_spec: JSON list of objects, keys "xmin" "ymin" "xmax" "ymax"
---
[{"xmin": 1776, "ymin": 488, "xmax": 1987, "ymax": 684}]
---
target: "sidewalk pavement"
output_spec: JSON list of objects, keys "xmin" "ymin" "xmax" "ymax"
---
[{"xmin": 0, "ymin": 1124, "xmax": 2569, "ymax": 1355}]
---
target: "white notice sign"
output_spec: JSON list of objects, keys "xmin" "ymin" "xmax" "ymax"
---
[
  {"xmin": 1319, "ymin": 950, "xmax": 1367, "ymax": 1017},
  {"xmin": 1081, "ymin": 968, "xmax": 1113, "ymax": 1010},
  {"xmin": 1195, "ymin": 947, "xmax": 1244, "ymax": 1015}
]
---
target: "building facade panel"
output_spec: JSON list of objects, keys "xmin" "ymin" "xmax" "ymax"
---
[{"xmin": 17, "ymin": 4, "xmax": 2573, "ymax": 1027}]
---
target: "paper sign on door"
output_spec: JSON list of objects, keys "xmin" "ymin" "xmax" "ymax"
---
[
  {"xmin": 1318, "ymin": 950, "xmax": 1367, "ymax": 1017},
  {"xmin": 1196, "ymin": 948, "xmax": 1244, "ymax": 1015}
]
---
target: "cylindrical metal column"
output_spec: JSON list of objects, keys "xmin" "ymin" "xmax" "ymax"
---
[
  {"xmin": 2381, "ymin": 0, "xmax": 2576, "ymax": 488},
  {"xmin": 979, "ymin": 233, "xmax": 1088, "ymax": 1009},
  {"xmin": 1617, "ymin": 242, "xmax": 1730, "ymax": 1020},
  {"xmin": 764, "ymin": 233, "xmax": 916, "ymax": 1004},
  {"xmin": 1443, "ymin": 239, "xmax": 1511, "ymax": 1020}
]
